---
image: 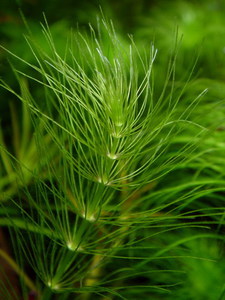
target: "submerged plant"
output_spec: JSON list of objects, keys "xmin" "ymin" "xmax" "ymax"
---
[{"xmin": 0, "ymin": 14, "xmax": 225, "ymax": 300}]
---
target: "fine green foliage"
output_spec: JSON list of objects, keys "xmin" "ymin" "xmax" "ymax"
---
[
  {"xmin": 1, "ymin": 11, "xmax": 225, "ymax": 300},
  {"xmin": 0, "ymin": 78, "xmax": 57, "ymax": 202}
]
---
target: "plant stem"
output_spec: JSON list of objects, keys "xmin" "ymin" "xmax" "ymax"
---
[
  {"xmin": 0, "ymin": 248, "xmax": 38, "ymax": 293},
  {"xmin": 81, "ymin": 253, "xmax": 104, "ymax": 300}
]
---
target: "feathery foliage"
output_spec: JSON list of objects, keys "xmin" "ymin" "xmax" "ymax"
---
[{"xmin": 0, "ymin": 11, "xmax": 225, "ymax": 300}]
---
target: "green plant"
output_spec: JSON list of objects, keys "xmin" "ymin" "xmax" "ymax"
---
[
  {"xmin": 135, "ymin": 0, "xmax": 225, "ymax": 80},
  {"xmin": 0, "ymin": 14, "xmax": 225, "ymax": 300}
]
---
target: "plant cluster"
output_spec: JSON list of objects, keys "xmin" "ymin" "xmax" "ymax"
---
[{"xmin": 1, "ymin": 2, "xmax": 225, "ymax": 300}]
